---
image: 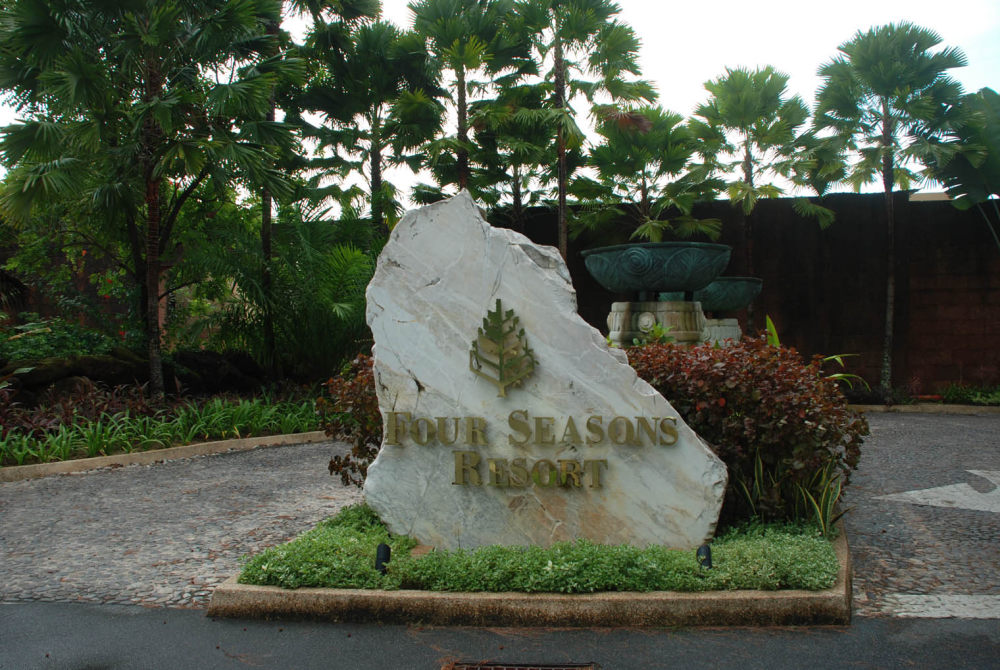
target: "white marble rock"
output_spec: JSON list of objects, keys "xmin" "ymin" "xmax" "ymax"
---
[{"xmin": 363, "ymin": 192, "xmax": 727, "ymax": 550}]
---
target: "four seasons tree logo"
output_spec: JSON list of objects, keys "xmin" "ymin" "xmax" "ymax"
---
[{"xmin": 469, "ymin": 298, "xmax": 537, "ymax": 397}]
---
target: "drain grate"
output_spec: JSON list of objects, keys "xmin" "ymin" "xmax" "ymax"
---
[{"xmin": 448, "ymin": 664, "xmax": 599, "ymax": 670}]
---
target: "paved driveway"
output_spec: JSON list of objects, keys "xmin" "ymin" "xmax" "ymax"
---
[{"xmin": 1, "ymin": 413, "xmax": 998, "ymax": 618}]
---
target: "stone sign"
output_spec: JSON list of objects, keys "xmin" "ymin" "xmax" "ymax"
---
[{"xmin": 363, "ymin": 192, "xmax": 727, "ymax": 550}]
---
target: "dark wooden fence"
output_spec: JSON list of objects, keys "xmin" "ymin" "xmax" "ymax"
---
[{"xmin": 493, "ymin": 192, "xmax": 1000, "ymax": 395}]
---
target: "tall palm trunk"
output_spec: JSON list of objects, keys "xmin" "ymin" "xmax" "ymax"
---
[
  {"xmin": 456, "ymin": 64, "xmax": 469, "ymax": 190},
  {"xmin": 880, "ymin": 100, "xmax": 896, "ymax": 402},
  {"xmin": 370, "ymin": 115, "xmax": 387, "ymax": 239},
  {"xmin": 742, "ymin": 139, "xmax": 756, "ymax": 331},
  {"xmin": 553, "ymin": 31, "xmax": 568, "ymax": 260},
  {"xmin": 142, "ymin": 58, "xmax": 165, "ymax": 399},
  {"xmin": 261, "ymin": 18, "xmax": 279, "ymax": 381}
]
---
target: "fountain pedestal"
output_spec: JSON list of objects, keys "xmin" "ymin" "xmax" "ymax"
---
[
  {"xmin": 702, "ymin": 318, "xmax": 742, "ymax": 345},
  {"xmin": 607, "ymin": 300, "xmax": 707, "ymax": 347}
]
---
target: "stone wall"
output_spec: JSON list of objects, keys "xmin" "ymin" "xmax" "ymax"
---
[{"xmin": 491, "ymin": 192, "xmax": 1000, "ymax": 394}]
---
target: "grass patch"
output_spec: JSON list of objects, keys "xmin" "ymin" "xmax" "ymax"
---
[{"xmin": 238, "ymin": 504, "xmax": 839, "ymax": 593}]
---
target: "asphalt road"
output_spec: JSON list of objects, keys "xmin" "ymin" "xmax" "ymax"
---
[{"xmin": 2, "ymin": 412, "xmax": 999, "ymax": 669}]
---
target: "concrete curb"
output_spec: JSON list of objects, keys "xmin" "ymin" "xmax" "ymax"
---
[
  {"xmin": 206, "ymin": 524, "xmax": 852, "ymax": 627},
  {"xmin": 0, "ymin": 431, "xmax": 329, "ymax": 483},
  {"xmin": 851, "ymin": 403, "xmax": 1000, "ymax": 415}
]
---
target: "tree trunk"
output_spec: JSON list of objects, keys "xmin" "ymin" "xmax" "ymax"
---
[
  {"xmin": 370, "ymin": 115, "xmax": 387, "ymax": 239},
  {"xmin": 144, "ymin": 175, "xmax": 165, "ymax": 399},
  {"xmin": 879, "ymin": 99, "xmax": 896, "ymax": 403},
  {"xmin": 742, "ymin": 141, "xmax": 756, "ymax": 331},
  {"xmin": 142, "ymin": 58, "xmax": 165, "ymax": 399},
  {"xmin": 456, "ymin": 64, "xmax": 469, "ymax": 190},
  {"xmin": 511, "ymin": 164, "xmax": 524, "ymax": 232},
  {"xmin": 554, "ymin": 32, "xmax": 568, "ymax": 260},
  {"xmin": 261, "ymin": 17, "xmax": 279, "ymax": 381}
]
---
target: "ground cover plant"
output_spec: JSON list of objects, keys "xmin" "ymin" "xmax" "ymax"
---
[
  {"xmin": 0, "ymin": 382, "xmax": 320, "ymax": 467},
  {"xmin": 941, "ymin": 383, "xmax": 1000, "ymax": 406},
  {"xmin": 0, "ymin": 313, "xmax": 118, "ymax": 363},
  {"xmin": 238, "ymin": 504, "xmax": 839, "ymax": 593}
]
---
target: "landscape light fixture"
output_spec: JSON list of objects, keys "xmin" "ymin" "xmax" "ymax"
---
[
  {"xmin": 696, "ymin": 543, "xmax": 712, "ymax": 569},
  {"xmin": 375, "ymin": 543, "xmax": 391, "ymax": 574}
]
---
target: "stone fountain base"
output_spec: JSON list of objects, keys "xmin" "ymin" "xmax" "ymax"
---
[
  {"xmin": 703, "ymin": 318, "xmax": 742, "ymax": 346},
  {"xmin": 607, "ymin": 305, "xmax": 742, "ymax": 348},
  {"xmin": 607, "ymin": 301, "xmax": 707, "ymax": 347}
]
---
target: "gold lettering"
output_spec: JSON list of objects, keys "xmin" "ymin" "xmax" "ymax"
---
[
  {"xmin": 385, "ymin": 411, "xmax": 411, "ymax": 446},
  {"xmin": 487, "ymin": 458, "xmax": 509, "ymax": 487},
  {"xmin": 465, "ymin": 416, "xmax": 488, "ymax": 446},
  {"xmin": 609, "ymin": 416, "xmax": 636, "ymax": 446},
  {"xmin": 411, "ymin": 417, "xmax": 435, "ymax": 445},
  {"xmin": 560, "ymin": 416, "xmax": 582, "ymax": 445},
  {"xmin": 453, "ymin": 450, "xmax": 482, "ymax": 485},
  {"xmin": 507, "ymin": 409, "xmax": 531, "ymax": 447},
  {"xmin": 583, "ymin": 459, "xmax": 608, "ymax": 488},
  {"xmin": 531, "ymin": 459, "xmax": 558, "ymax": 487},
  {"xmin": 436, "ymin": 417, "xmax": 460, "ymax": 446},
  {"xmin": 659, "ymin": 417, "xmax": 679, "ymax": 446},
  {"xmin": 635, "ymin": 417, "xmax": 657, "ymax": 445},
  {"xmin": 558, "ymin": 459, "xmax": 583, "ymax": 487},
  {"xmin": 585, "ymin": 416, "xmax": 605, "ymax": 445},
  {"xmin": 533, "ymin": 417, "xmax": 556, "ymax": 446},
  {"xmin": 509, "ymin": 458, "xmax": 529, "ymax": 488}
]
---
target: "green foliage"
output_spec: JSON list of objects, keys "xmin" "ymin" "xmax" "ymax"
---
[
  {"xmin": 627, "ymin": 337, "xmax": 869, "ymax": 527},
  {"xmin": 0, "ymin": 386, "xmax": 318, "ymax": 466},
  {"xmin": 574, "ymin": 105, "xmax": 722, "ymax": 243},
  {"xmin": 0, "ymin": 313, "xmax": 118, "ymax": 363},
  {"xmin": 182, "ymin": 203, "xmax": 373, "ymax": 378},
  {"xmin": 631, "ymin": 322, "xmax": 673, "ymax": 347},
  {"xmin": 316, "ymin": 353, "xmax": 381, "ymax": 487},
  {"xmin": 692, "ymin": 66, "xmax": 810, "ymax": 216},
  {"xmin": 238, "ymin": 504, "xmax": 417, "ymax": 590},
  {"xmin": 237, "ymin": 505, "xmax": 839, "ymax": 593},
  {"xmin": 941, "ymin": 383, "xmax": 1000, "ymax": 406},
  {"xmin": 922, "ymin": 87, "xmax": 1000, "ymax": 253}
]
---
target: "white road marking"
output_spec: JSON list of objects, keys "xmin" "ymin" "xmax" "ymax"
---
[
  {"xmin": 880, "ymin": 594, "xmax": 1000, "ymax": 619},
  {"xmin": 875, "ymin": 470, "xmax": 1000, "ymax": 513}
]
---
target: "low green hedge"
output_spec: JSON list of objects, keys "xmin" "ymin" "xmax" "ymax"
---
[{"xmin": 238, "ymin": 504, "xmax": 839, "ymax": 593}]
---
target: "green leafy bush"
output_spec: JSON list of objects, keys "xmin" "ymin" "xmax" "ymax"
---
[
  {"xmin": 942, "ymin": 383, "xmax": 1000, "ymax": 406},
  {"xmin": 0, "ymin": 384, "xmax": 319, "ymax": 466},
  {"xmin": 316, "ymin": 353, "xmax": 382, "ymax": 487},
  {"xmin": 0, "ymin": 313, "xmax": 118, "ymax": 363},
  {"xmin": 627, "ymin": 337, "xmax": 868, "ymax": 526},
  {"xmin": 237, "ymin": 505, "xmax": 839, "ymax": 593}
]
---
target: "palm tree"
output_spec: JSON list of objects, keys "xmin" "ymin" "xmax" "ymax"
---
[
  {"xmin": 923, "ymin": 87, "xmax": 1000, "ymax": 253},
  {"xmin": 815, "ymin": 22, "xmax": 967, "ymax": 400},
  {"xmin": 297, "ymin": 20, "xmax": 443, "ymax": 238},
  {"xmin": 0, "ymin": 0, "xmax": 296, "ymax": 397},
  {"xmin": 517, "ymin": 0, "xmax": 655, "ymax": 259},
  {"xmin": 580, "ymin": 105, "xmax": 721, "ymax": 242},
  {"xmin": 692, "ymin": 66, "xmax": 810, "ymax": 279},
  {"xmin": 410, "ymin": 0, "xmax": 534, "ymax": 192},
  {"xmin": 467, "ymin": 83, "xmax": 552, "ymax": 224}
]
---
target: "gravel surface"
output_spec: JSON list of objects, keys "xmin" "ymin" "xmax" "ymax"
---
[
  {"xmin": 844, "ymin": 413, "xmax": 1000, "ymax": 617},
  {"xmin": 0, "ymin": 442, "xmax": 360, "ymax": 608},
  {"xmin": 1, "ymin": 413, "xmax": 998, "ymax": 618}
]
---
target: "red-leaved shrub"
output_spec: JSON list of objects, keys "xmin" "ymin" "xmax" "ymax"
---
[
  {"xmin": 628, "ymin": 337, "xmax": 868, "ymax": 524},
  {"xmin": 317, "ymin": 353, "xmax": 382, "ymax": 487}
]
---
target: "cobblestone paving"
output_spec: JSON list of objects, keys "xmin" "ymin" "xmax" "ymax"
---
[
  {"xmin": 845, "ymin": 413, "xmax": 1000, "ymax": 617},
  {"xmin": 1, "ymin": 414, "xmax": 998, "ymax": 617},
  {"xmin": 0, "ymin": 442, "xmax": 360, "ymax": 609}
]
